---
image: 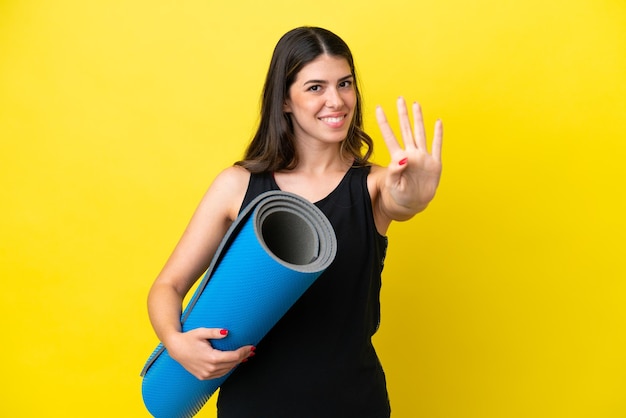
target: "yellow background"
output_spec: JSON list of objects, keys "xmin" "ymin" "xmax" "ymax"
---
[{"xmin": 1, "ymin": 0, "xmax": 625, "ymax": 417}]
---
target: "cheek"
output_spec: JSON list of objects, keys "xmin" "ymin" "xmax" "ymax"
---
[
  {"xmin": 345, "ymin": 91, "xmax": 357, "ymax": 108},
  {"xmin": 288, "ymin": 94, "xmax": 313, "ymax": 113},
  {"xmin": 348, "ymin": 96, "xmax": 358, "ymax": 122}
]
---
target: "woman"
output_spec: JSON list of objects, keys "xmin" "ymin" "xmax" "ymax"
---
[{"xmin": 147, "ymin": 26, "xmax": 443, "ymax": 417}]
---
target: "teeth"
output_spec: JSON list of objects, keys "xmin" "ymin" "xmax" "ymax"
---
[{"xmin": 321, "ymin": 116, "xmax": 344, "ymax": 123}]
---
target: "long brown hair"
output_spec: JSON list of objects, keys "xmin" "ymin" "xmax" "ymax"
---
[{"xmin": 235, "ymin": 26, "xmax": 373, "ymax": 173}]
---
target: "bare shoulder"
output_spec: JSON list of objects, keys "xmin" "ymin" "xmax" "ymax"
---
[
  {"xmin": 202, "ymin": 165, "xmax": 251, "ymax": 222},
  {"xmin": 212, "ymin": 165, "xmax": 251, "ymax": 190}
]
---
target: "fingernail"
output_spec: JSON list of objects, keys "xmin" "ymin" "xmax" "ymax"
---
[
  {"xmin": 251, "ymin": 346, "xmax": 256, "ymax": 351},
  {"xmin": 220, "ymin": 329, "xmax": 228, "ymax": 335},
  {"xmin": 248, "ymin": 351, "xmax": 256, "ymax": 357},
  {"xmin": 242, "ymin": 358, "xmax": 248, "ymax": 363},
  {"xmin": 399, "ymin": 158, "xmax": 408, "ymax": 166}
]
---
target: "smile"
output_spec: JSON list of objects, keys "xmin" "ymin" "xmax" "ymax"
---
[{"xmin": 319, "ymin": 116, "xmax": 345, "ymax": 123}]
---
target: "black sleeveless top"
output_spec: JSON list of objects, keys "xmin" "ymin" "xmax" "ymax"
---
[{"xmin": 217, "ymin": 166, "xmax": 391, "ymax": 418}]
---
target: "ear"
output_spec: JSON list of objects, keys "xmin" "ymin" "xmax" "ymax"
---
[{"xmin": 283, "ymin": 99, "xmax": 292, "ymax": 113}]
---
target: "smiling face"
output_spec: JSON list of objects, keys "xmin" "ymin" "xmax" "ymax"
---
[{"xmin": 283, "ymin": 54, "xmax": 356, "ymax": 148}]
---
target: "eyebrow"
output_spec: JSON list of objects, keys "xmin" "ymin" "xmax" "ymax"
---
[{"xmin": 302, "ymin": 74, "xmax": 354, "ymax": 86}]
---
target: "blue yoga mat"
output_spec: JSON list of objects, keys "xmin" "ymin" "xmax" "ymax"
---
[{"xmin": 140, "ymin": 190, "xmax": 337, "ymax": 418}]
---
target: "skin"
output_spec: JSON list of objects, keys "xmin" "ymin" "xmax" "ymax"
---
[{"xmin": 147, "ymin": 53, "xmax": 443, "ymax": 380}]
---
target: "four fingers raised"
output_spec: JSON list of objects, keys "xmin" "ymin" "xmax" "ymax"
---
[{"xmin": 376, "ymin": 97, "xmax": 443, "ymax": 162}]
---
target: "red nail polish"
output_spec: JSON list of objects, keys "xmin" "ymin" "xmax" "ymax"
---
[
  {"xmin": 251, "ymin": 346, "xmax": 256, "ymax": 351},
  {"xmin": 399, "ymin": 158, "xmax": 408, "ymax": 166},
  {"xmin": 220, "ymin": 329, "xmax": 228, "ymax": 335}
]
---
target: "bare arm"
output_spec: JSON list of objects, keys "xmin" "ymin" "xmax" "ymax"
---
[{"xmin": 147, "ymin": 165, "xmax": 255, "ymax": 379}]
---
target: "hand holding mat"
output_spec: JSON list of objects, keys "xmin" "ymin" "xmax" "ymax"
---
[{"xmin": 141, "ymin": 191, "xmax": 337, "ymax": 418}]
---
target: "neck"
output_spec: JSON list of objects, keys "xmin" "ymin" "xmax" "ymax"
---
[{"xmin": 291, "ymin": 142, "xmax": 351, "ymax": 174}]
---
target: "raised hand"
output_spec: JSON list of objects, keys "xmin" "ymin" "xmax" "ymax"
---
[{"xmin": 375, "ymin": 97, "xmax": 443, "ymax": 216}]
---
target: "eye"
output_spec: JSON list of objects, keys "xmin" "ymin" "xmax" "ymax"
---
[
  {"xmin": 339, "ymin": 80, "xmax": 353, "ymax": 89},
  {"xmin": 308, "ymin": 85, "xmax": 322, "ymax": 92}
]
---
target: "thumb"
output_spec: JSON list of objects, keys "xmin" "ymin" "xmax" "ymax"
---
[{"xmin": 386, "ymin": 154, "xmax": 409, "ymax": 182}]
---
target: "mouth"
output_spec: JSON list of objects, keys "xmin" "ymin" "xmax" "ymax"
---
[{"xmin": 319, "ymin": 115, "xmax": 346, "ymax": 123}]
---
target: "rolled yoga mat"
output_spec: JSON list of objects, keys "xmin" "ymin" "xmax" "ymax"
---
[{"xmin": 140, "ymin": 190, "xmax": 337, "ymax": 418}]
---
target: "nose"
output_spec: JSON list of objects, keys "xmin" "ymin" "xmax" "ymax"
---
[{"xmin": 325, "ymin": 87, "xmax": 344, "ymax": 109}]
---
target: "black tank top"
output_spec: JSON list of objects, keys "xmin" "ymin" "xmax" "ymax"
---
[{"xmin": 217, "ymin": 166, "xmax": 391, "ymax": 418}]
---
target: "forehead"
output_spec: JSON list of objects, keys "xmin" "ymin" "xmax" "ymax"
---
[{"xmin": 293, "ymin": 54, "xmax": 352, "ymax": 83}]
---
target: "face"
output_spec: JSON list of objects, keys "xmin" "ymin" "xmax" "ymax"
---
[{"xmin": 284, "ymin": 54, "xmax": 356, "ymax": 147}]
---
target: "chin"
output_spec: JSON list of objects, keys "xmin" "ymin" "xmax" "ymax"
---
[{"xmin": 326, "ymin": 135, "xmax": 349, "ymax": 144}]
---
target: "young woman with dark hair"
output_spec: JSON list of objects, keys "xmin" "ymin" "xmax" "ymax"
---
[{"xmin": 147, "ymin": 26, "xmax": 443, "ymax": 417}]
